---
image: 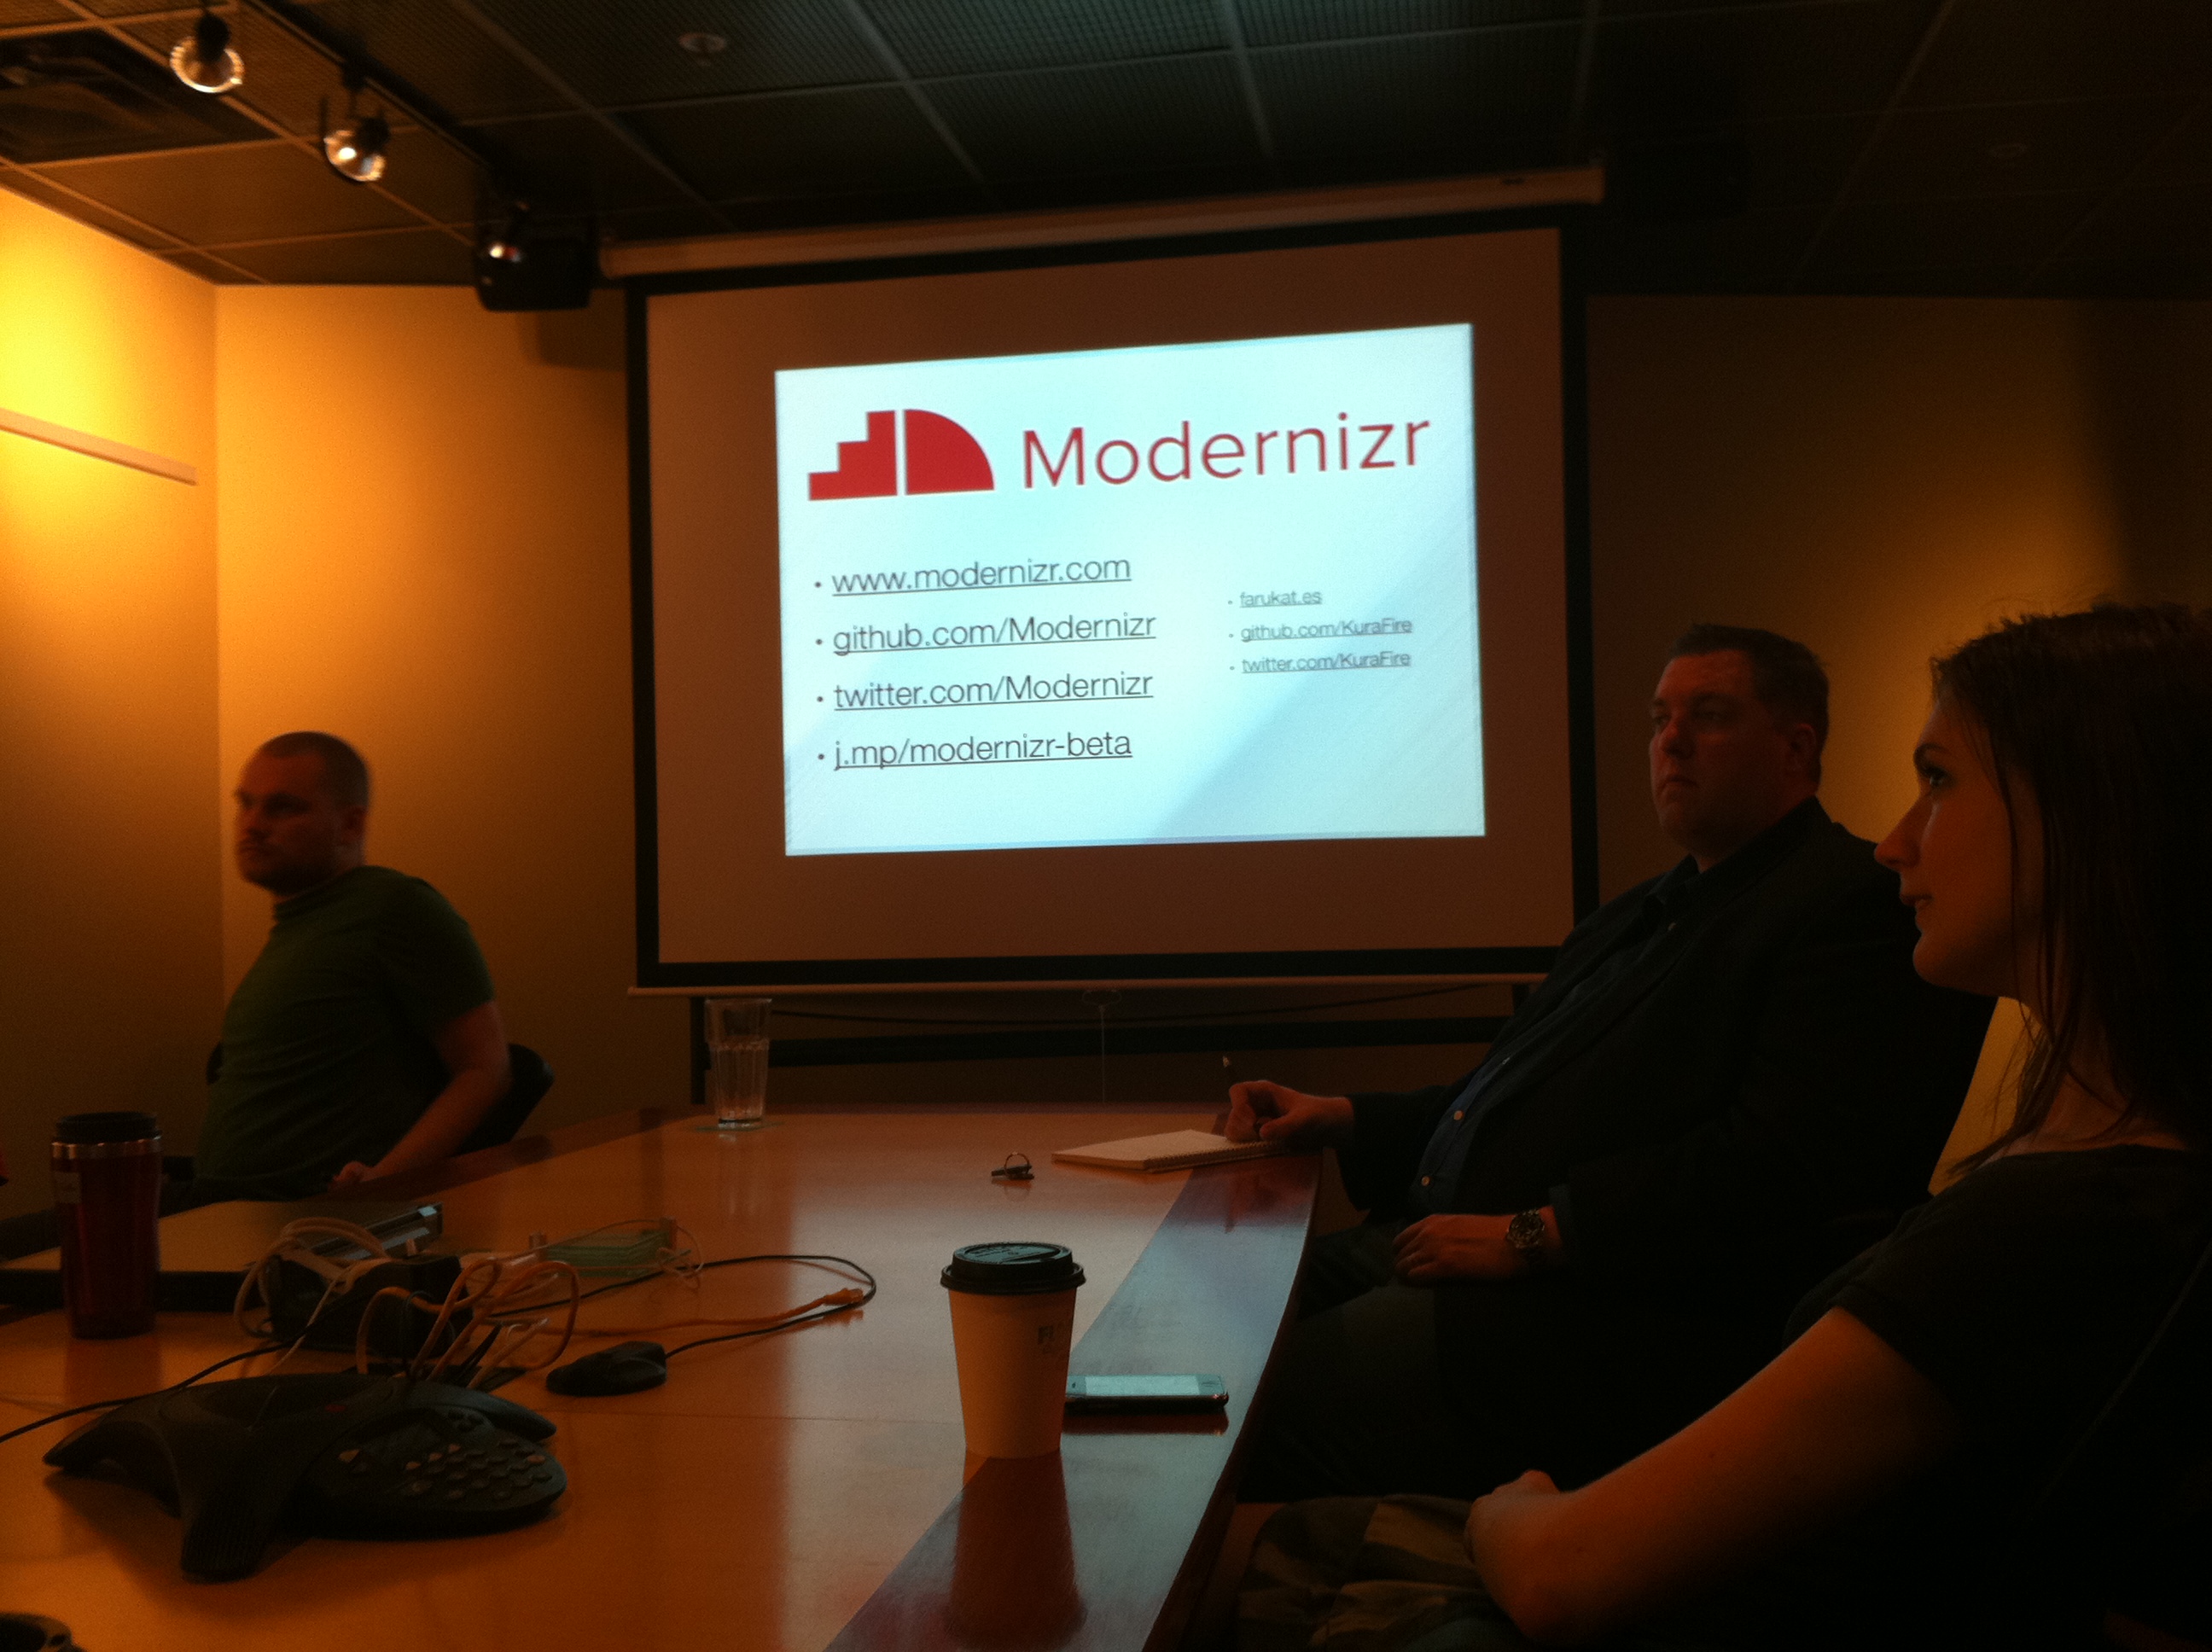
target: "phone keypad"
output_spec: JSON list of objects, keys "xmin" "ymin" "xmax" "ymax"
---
[{"xmin": 305, "ymin": 1401, "xmax": 566, "ymax": 1528}]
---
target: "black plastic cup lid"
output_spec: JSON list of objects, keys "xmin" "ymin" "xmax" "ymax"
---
[
  {"xmin": 940, "ymin": 1242, "xmax": 1086, "ymax": 1295},
  {"xmin": 53, "ymin": 1111, "xmax": 160, "ymax": 1144}
]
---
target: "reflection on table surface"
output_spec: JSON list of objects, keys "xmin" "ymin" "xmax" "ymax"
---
[{"xmin": 0, "ymin": 1104, "xmax": 1314, "ymax": 1652}]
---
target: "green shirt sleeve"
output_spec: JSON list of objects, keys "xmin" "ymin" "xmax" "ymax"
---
[{"xmin": 374, "ymin": 875, "xmax": 496, "ymax": 1039}]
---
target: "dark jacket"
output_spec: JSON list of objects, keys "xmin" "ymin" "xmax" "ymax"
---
[{"xmin": 1343, "ymin": 800, "xmax": 1994, "ymax": 1416}]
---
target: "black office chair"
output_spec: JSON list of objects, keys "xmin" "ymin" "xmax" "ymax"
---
[
  {"xmin": 455, "ymin": 1043, "xmax": 555, "ymax": 1156},
  {"xmin": 2011, "ymin": 1234, "xmax": 2212, "ymax": 1649},
  {"xmin": 183, "ymin": 1040, "xmax": 556, "ymax": 1170}
]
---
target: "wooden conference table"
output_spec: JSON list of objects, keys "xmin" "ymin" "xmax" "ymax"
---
[{"xmin": 0, "ymin": 1103, "xmax": 1319, "ymax": 1651}]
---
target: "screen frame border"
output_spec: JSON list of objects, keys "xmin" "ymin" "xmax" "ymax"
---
[{"xmin": 625, "ymin": 204, "xmax": 1598, "ymax": 991}]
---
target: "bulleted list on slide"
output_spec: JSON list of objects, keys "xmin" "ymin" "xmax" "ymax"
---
[{"xmin": 774, "ymin": 324, "xmax": 1484, "ymax": 858}]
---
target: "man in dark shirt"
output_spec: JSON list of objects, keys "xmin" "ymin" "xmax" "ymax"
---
[
  {"xmin": 1231, "ymin": 626, "xmax": 1994, "ymax": 1500},
  {"xmin": 192, "ymin": 732, "xmax": 509, "ymax": 1201}
]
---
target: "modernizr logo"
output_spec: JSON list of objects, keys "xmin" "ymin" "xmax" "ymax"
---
[{"xmin": 808, "ymin": 410, "xmax": 994, "ymax": 500}]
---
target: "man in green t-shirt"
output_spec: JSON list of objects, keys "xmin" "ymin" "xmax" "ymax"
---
[{"xmin": 192, "ymin": 732, "xmax": 510, "ymax": 1201}]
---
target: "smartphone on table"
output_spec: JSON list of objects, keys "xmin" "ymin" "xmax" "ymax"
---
[{"xmin": 1064, "ymin": 1374, "xmax": 1229, "ymax": 1413}]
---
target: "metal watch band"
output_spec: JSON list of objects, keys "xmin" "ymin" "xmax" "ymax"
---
[{"xmin": 1505, "ymin": 1207, "xmax": 1549, "ymax": 1272}]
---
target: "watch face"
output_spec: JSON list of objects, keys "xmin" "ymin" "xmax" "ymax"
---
[{"xmin": 1506, "ymin": 1211, "xmax": 1545, "ymax": 1250}]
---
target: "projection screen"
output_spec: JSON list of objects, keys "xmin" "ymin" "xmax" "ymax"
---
[{"xmin": 631, "ymin": 214, "xmax": 1592, "ymax": 989}]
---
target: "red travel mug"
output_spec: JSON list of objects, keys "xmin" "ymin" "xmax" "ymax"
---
[{"xmin": 51, "ymin": 1111, "xmax": 162, "ymax": 1339}]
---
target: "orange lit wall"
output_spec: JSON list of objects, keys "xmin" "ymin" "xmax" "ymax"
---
[
  {"xmin": 0, "ymin": 191, "xmax": 222, "ymax": 1219},
  {"xmin": 1589, "ymin": 296, "xmax": 2212, "ymax": 897},
  {"xmin": 1587, "ymin": 298, "xmax": 2212, "ymax": 1168}
]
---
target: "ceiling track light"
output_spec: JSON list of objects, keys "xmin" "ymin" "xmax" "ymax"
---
[
  {"xmin": 170, "ymin": 2, "xmax": 243, "ymax": 96},
  {"xmin": 321, "ymin": 69, "xmax": 390, "ymax": 185}
]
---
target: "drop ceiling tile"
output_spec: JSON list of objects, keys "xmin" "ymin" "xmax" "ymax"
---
[
  {"xmin": 1271, "ymin": 151, "xmax": 1504, "ymax": 189},
  {"xmin": 371, "ymin": 123, "xmax": 491, "ymax": 224},
  {"xmin": 1592, "ymin": 0, "xmax": 1941, "ymax": 128},
  {"xmin": 73, "ymin": 0, "xmax": 202, "ymax": 15},
  {"xmin": 2062, "ymin": 184, "xmax": 2212, "ymax": 263},
  {"xmin": 466, "ymin": 109, "xmax": 703, "ymax": 212},
  {"xmin": 160, "ymin": 247, "xmax": 261, "ymax": 282},
  {"xmin": 602, "ymin": 201, "xmax": 740, "ymax": 241},
  {"xmin": 1254, "ymin": 28, "xmax": 1578, "ymax": 166},
  {"xmin": 1854, "ymin": 96, "xmax": 2193, "ymax": 201},
  {"xmin": 260, "ymin": 0, "xmax": 571, "ymax": 125},
  {"xmin": 1807, "ymin": 262, "xmax": 2033, "ymax": 296},
  {"xmin": 1807, "ymin": 189, "xmax": 2098, "ymax": 275},
  {"xmin": 0, "ymin": 26, "xmax": 271, "ymax": 162},
  {"xmin": 1738, "ymin": 115, "xmax": 1873, "ymax": 211},
  {"xmin": 2, "ymin": 0, "xmax": 2201, "ymax": 296},
  {"xmin": 930, "ymin": 57, "xmax": 1260, "ymax": 181},
  {"xmin": 624, "ymin": 85, "xmax": 971, "ymax": 199},
  {"xmin": 212, "ymin": 224, "xmax": 475, "ymax": 282},
  {"xmin": 1909, "ymin": 0, "xmax": 2212, "ymax": 108},
  {"xmin": 709, "ymin": 183, "xmax": 991, "ymax": 232},
  {"xmin": 123, "ymin": 8, "xmax": 351, "ymax": 141},
  {"xmin": 1606, "ymin": 115, "xmax": 1872, "ymax": 216},
  {"xmin": 2133, "ymin": 98, "xmax": 2212, "ymax": 188},
  {"xmin": 1243, "ymin": 0, "xmax": 1580, "ymax": 49},
  {"xmin": 467, "ymin": 0, "xmax": 882, "ymax": 105},
  {"xmin": 1601, "ymin": 0, "xmax": 1866, "ymax": 9},
  {"xmin": 34, "ymin": 137, "xmax": 423, "ymax": 242},
  {"xmin": 1580, "ymin": 206, "xmax": 1820, "ymax": 294},
  {"xmin": 993, "ymin": 160, "xmax": 1273, "ymax": 208},
  {"xmin": 864, "ymin": 0, "xmax": 1221, "ymax": 77},
  {"xmin": 2028, "ymin": 253, "xmax": 2212, "ymax": 298},
  {"xmin": 3, "ymin": 166, "xmax": 180, "ymax": 245}
]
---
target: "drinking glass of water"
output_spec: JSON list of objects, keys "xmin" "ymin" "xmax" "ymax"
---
[{"xmin": 703, "ymin": 997, "xmax": 771, "ymax": 1130}]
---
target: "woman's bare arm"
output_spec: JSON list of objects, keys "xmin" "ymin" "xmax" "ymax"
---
[{"xmin": 1466, "ymin": 1307, "xmax": 1959, "ymax": 1644}]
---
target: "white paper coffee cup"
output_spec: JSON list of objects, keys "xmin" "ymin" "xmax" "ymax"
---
[{"xmin": 942, "ymin": 1242, "xmax": 1086, "ymax": 1458}]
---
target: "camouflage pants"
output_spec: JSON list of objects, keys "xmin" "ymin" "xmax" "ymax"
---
[{"xmin": 1239, "ymin": 1497, "xmax": 1716, "ymax": 1652}]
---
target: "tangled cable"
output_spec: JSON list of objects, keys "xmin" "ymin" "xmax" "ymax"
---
[
  {"xmin": 3, "ymin": 1224, "xmax": 879, "ymax": 1449},
  {"xmin": 232, "ymin": 1216, "xmax": 583, "ymax": 1387},
  {"xmin": 364, "ymin": 1251, "xmax": 582, "ymax": 1386},
  {"xmin": 486, "ymin": 1248, "xmax": 877, "ymax": 1359}
]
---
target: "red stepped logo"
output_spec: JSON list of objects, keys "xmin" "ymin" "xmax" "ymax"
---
[{"xmin": 808, "ymin": 410, "xmax": 994, "ymax": 500}]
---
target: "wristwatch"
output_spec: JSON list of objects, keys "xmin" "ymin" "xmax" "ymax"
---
[{"xmin": 1505, "ymin": 1208, "xmax": 1551, "ymax": 1273}]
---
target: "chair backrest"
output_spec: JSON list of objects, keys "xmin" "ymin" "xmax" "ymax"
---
[
  {"xmin": 201, "ymin": 1038, "xmax": 551, "ymax": 1167},
  {"xmin": 2024, "ymin": 1232, "xmax": 2212, "ymax": 1645},
  {"xmin": 455, "ymin": 1044, "xmax": 555, "ymax": 1158}
]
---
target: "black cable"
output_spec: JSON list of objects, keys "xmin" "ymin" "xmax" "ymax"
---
[
  {"xmin": 665, "ymin": 1297, "xmax": 868, "ymax": 1358},
  {"xmin": 664, "ymin": 1254, "xmax": 877, "ymax": 1358},
  {"xmin": 3, "ymin": 1254, "xmax": 879, "ymax": 1442},
  {"xmin": 487, "ymin": 1252, "xmax": 878, "ymax": 1351},
  {"xmin": 0, "ymin": 1342, "xmax": 277, "ymax": 1448},
  {"xmin": 488, "ymin": 1248, "xmax": 876, "ymax": 1322}
]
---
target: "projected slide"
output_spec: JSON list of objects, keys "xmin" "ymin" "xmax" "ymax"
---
[{"xmin": 775, "ymin": 324, "xmax": 1481, "ymax": 858}]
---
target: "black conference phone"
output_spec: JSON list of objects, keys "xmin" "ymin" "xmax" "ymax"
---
[{"xmin": 44, "ymin": 1371, "xmax": 566, "ymax": 1580}]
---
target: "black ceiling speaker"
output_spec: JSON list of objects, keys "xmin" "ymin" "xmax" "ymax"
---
[{"xmin": 474, "ymin": 233, "xmax": 596, "ymax": 311}]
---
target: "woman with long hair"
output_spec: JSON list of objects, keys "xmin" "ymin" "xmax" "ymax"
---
[{"xmin": 1242, "ymin": 604, "xmax": 2212, "ymax": 1649}]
